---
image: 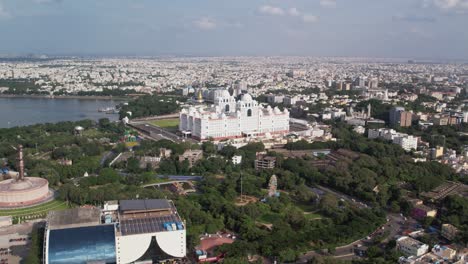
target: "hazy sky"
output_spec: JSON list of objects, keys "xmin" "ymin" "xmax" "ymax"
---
[{"xmin": 0, "ymin": 0, "xmax": 467, "ymax": 59}]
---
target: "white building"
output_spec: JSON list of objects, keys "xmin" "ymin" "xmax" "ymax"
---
[
  {"xmin": 179, "ymin": 92, "xmax": 289, "ymax": 141},
  {"xmin": 232, "ymin": 155, "xmax": 242, "ymax": 165},
  {"xmin": 44, "ymin": 200, "xmax": 186, "ymax": 264},
  {"xmin": 396, "ymin": 236, "xmax": 429, "ymax": 257},
  {"xmin": 368, "ymin": 128, "xmax": 418, "ymax": 151}
]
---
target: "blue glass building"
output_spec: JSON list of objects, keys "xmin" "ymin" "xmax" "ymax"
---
[{"xmin": 48, "ymin": 224, "xmax": 116, "ymax": 264}]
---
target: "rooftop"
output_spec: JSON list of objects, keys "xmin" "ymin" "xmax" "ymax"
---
[
  {"xmin": 397, "ymin": 236, "xmax": 427, "ymax": 248},
  {"xmin": 119, "ymin": 199, "xmax": 171, "ymax": 213},
  {"xmin": 48, "ymin": 207, "xmax": 101, "ymax": 230}
]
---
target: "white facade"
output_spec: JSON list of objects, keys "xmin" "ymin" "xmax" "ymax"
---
[
  {"xmin": 116, "ymin": 230, "xmax": 186, "ymax": 264},
  {"xmin": 180, "ymin": 92, "xmax": 289, "ymax": 141},
  {"xmin": 397, "ymin": 236, "xmax": 429, "ymax": 257},
  {"xmin": 368, "ymin": 128, "xmax": 418, "ymax": 151},
  {"xmin": 232, "ymin": 155, "xmax": 242, "ymax": 165}
]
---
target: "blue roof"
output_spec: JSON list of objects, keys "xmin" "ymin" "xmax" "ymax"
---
[{"xmin": 48, "ymin": 224, "xmax": 116, "ymax": 264}]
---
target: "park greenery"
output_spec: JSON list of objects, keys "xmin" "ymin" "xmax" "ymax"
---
[
  {"xmin": 0, "ymin": 114, "xmax": 467, "ymax": 263},
  {"xmin": 118, "ymin": 94, "xmax": 183, "ymax": 119}
]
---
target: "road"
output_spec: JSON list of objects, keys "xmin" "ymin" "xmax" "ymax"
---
[
  {"xmin": 297, "ymin": 213, "xmax": 406, "ymax": 262},
  {"xmin": 298, "ymin": 185, "xmax": 408, "ymax": 262},
  {"xmin": 309, "ymin": 184, "xmax": 371, "ymax": 209},
  {"xmin": 128, "ymin": 122, "xmax": 197, "ymax": 143}
]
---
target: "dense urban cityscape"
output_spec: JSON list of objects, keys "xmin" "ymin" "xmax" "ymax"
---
[{"xmin": 0, "ymin": 0, "xmax": 467, "ymax": 264}]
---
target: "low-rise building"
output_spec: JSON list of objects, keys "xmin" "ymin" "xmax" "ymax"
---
[
  {"xmin": 411, "ymin": 204, "xmax": 437, "ymax": 220},
  {"xmin": 232, "ymin": 155, "xmax": 242, "ymax": 165},
  {"xmin": 178, "ymin": 149, "xmax": 203, "ymax": 168},
  {"xmin": 441, "ymin": 223, "xmax": 460, "ymax": 241},
  {"xmin": 431, "ymin": 244, "xmax": 457, "ymax": 261},
  {"xmin": 396, "ymin": 236, "xmax": 429, "ymax": 257},
  {"xmin": 368, "ymin": 128, "xmax": 418, "ymax": 151},
  {"xmin": 255, "ymin": 154, "xmax": 276, "ymax": 170}
]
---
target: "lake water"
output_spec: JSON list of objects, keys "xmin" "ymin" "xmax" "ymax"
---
[{"xmin": 0, "ymin": 97, "xmax": 121, "ymax": 128}]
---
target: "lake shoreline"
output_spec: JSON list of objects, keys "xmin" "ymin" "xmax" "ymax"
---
[{"xmin": 0, "ymin": 94, "xmax": 128, "ymax": 101}]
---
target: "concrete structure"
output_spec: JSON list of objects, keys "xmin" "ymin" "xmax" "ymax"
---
[
  {"xmin": 431, "ymin": 244, "xmax": 457, "ymax": 260},
  {"xmin": 430, "ymin": 146, "xmax": 444, "ymax": 159},
  {"xmin": 390, "ymin": 107, "xmax": 412, "ymax": 127},
  {"xmin": 0, "ymin": 177, "xmax": 51, "ymax": 207},
  {"xmin": 0, "ymin": 145, "xmax": 52, "ymax": 208},
  {"xmin": 368, "ymin": 128, "xmax": 418, "ymax": 151},
  {"xmin": 44, "ymin": 199, "xmax": 186, "ymax": 264},
  {"xmin": 178, "ymin": 149, "xmax": 203, "ymax": 168},
  {"xmin": 411, "ymin": 204, "xmax": 437, "ymax": 220},
  {"xmin": 441, "ymin": 223, "xmax": 460, "ymax": 241},
  {"xmin": 232, "ymin": 155, "xmax": 242, "ymax": 165},
  {"xmin": 0, "ymin": 216, "xmax": 12, "ymax": 227},
  {"xmin": 396, "ymin": 236, "xmax": 429, "ymax": 257},
  {"xmin": 179, "ymin": 91, "xmax": 289, "ymax": 141},
  {"xmin": 255, "ymin": 154, "xmax": 276, "ymax": 170}
]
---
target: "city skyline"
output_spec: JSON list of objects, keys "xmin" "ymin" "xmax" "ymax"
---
[{"xmin": 0, "ymin": 0, "xmax": 467, "ymax": 60}]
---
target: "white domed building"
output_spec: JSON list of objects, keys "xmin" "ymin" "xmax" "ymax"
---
[{"xmin": 179, "ymin": 90, "xmax": 289, "ymax": 141}]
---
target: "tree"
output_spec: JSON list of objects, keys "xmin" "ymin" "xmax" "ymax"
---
[
  {"xmin": 127, "ymin": 157, "xmax": 141, "ymax": 173},
  {"xmin": 202, "ymin": 141, "xmax": 217, "ymax": 155}
]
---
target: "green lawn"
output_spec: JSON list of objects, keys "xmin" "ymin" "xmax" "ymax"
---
[
  {"xmin": 148, "ymin": 118, "xmax": 180, "ymax": 130},
  {"xmin": 303, "ymin": 212, "xmax": 323, "ymax": 219},
  {"xmin": 0, "ymin": 200, "xmax": 70, "ymax": 217},
  {"xmin": 260, "ymin": 213, "xmax": 279, "ymax": 224}
]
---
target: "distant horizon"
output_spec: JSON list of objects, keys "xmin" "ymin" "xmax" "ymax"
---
[{"xmin": 0, "ymin": 53, "xmax": 467, "ymax": 64}]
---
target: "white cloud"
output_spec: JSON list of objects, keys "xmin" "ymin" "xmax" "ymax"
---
[
  {"xmin": 288, "ymin": 7, "xmax": 300, "ymax": 17},
  {"xmin": 0, "ymin": 2, "xmax": 11, "ymax": 19},
  {"xmin": 433, "ymin": 0, "xmax": 468, "ymax": 9},
  {"xmin": 194, "ymin": 17, "xmax": 217, "ymax": 30},
  {"xmin": 258, "ymin": 5, "xmax": 285, "ymax": 16},
  {"xmin": 320, "ymin": 0, "xmax": 337, "ymax": 8},
  {"xmin": 302, "ymin": 14, "xmax": 318, "ymax": 23}
]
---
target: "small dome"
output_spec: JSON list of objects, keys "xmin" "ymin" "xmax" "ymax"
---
[
  {"xmin": 241, "ymin": 93, "xmax": 253, "ymax": 102},
  {"xmin": 74, "ymin": 126, "xmax": 84, "ymax": 131}
]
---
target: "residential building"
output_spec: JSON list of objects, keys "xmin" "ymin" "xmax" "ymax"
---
[
  {"xmin": 430, "ymin": 146, "xmax": 444, "ymax": 159},
  {"xmin": 232, "ymin": 155, "xmax": 242, "ymax": 165},
  {"xmin": 390, "ymin": 107, "xmax": 412, "ymax": 127},
  {"xmin": 396, "ymin": 236, "xmax": 429, "ymax": 257},
  {"xmin": 441, "ymin": 223, "xmax": 460, "ymax": 241},
  {"xmin": 178, "ymin": 149, "xmax": 203, "ymax": 168},
  {"xmin": 255, "ymin": 154, "xmax": 276, "ymax": 170},
  {"xmin": 411, "ymin": 204, "xmax": 437, "ymax": 220},
  {"xmin": 431, "ymin": 244, "xmax": 457, "ymax": 260},
  {"xmin": 368, "ymin": 128, "xmax": 418, "ymax": 151}
]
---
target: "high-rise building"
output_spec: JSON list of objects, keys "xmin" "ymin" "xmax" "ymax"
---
[
  {"xmin": 389, "ymin": 107, "xmax": 412, "ymax": 127},
  {"xmin": 44, "ymin": 199, "xmax": 186, "ymax": 264},
  {"xmin": 356, "ymin": 76, "xmax": 367, "ymax": 87},
  {"xmin": 369, "ymin": 77, "xmax": 379, "ymax": 89}
]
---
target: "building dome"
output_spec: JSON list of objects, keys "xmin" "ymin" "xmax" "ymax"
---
[{"xmin": 241, "ymin": 93, "xmax": 253, "ymax": 102}]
